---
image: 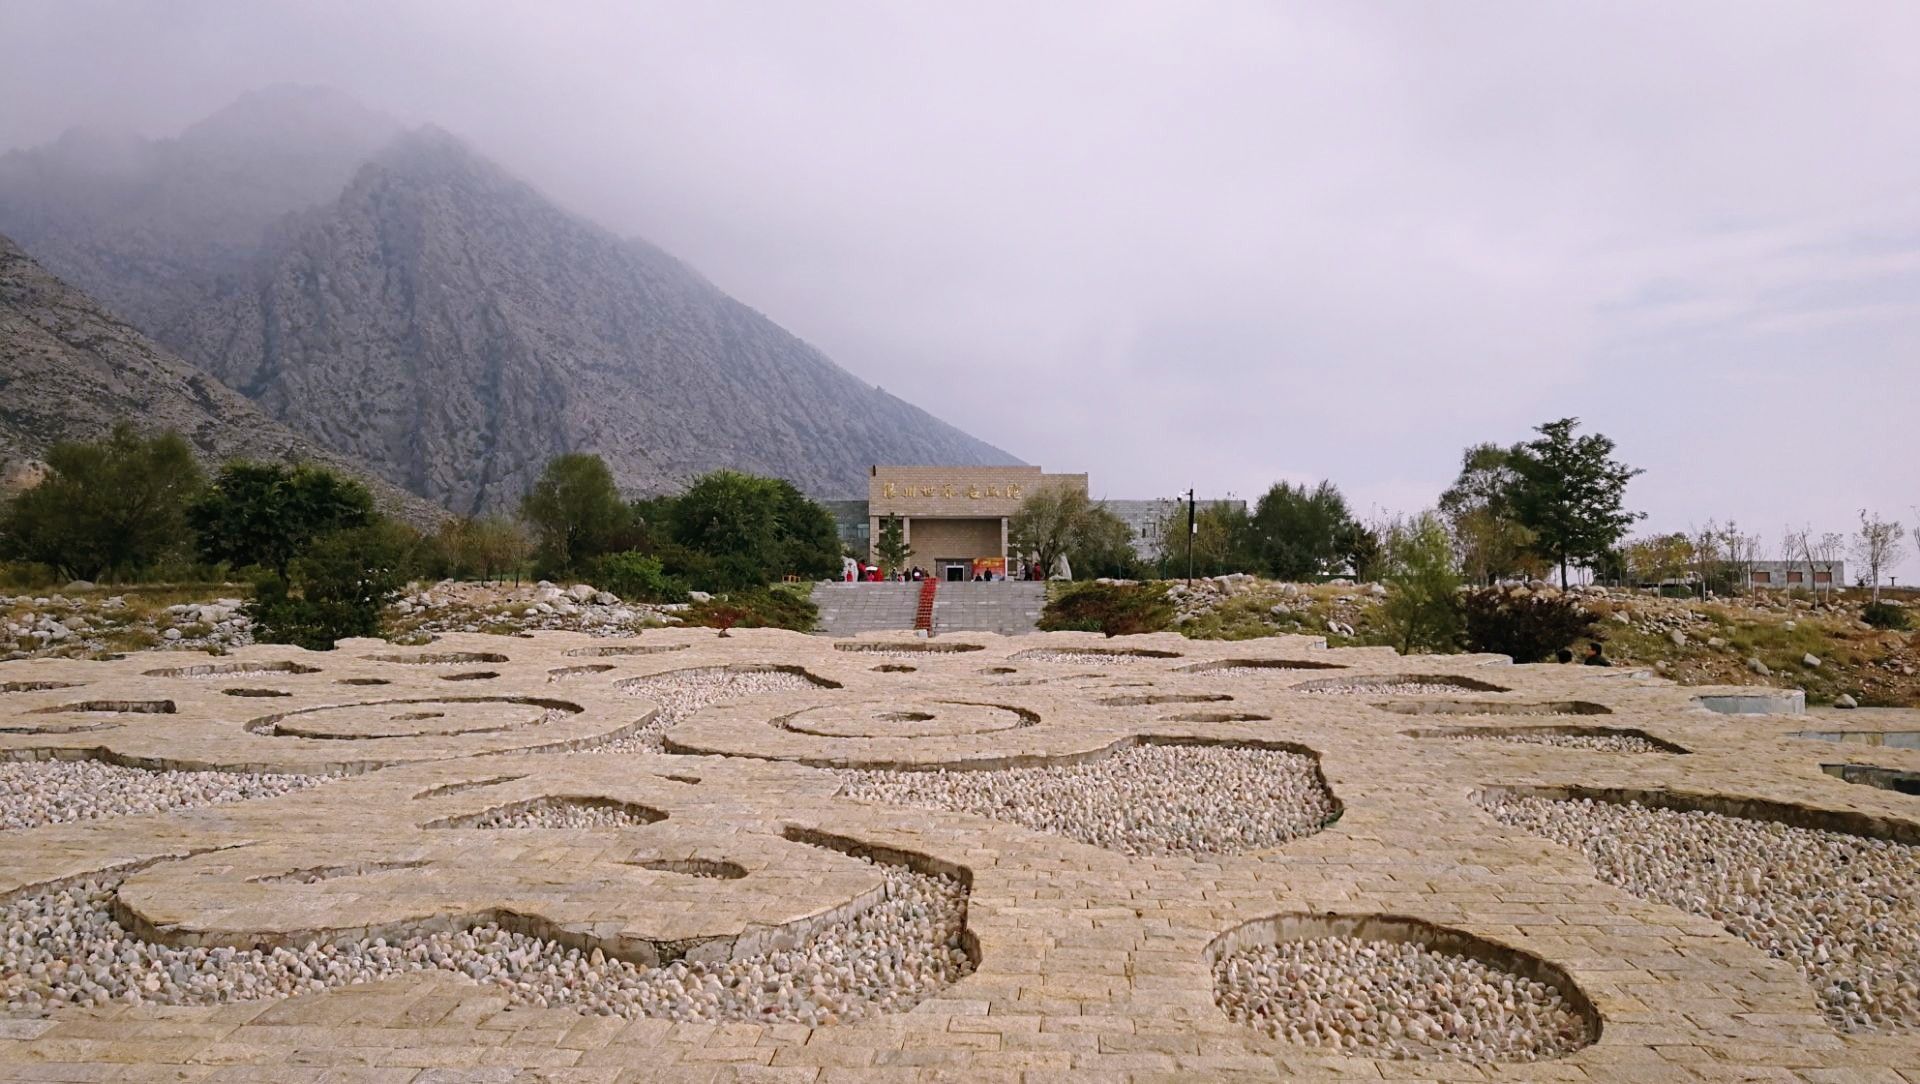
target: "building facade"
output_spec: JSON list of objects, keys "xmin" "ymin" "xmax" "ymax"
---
[
  {"xmin": 1745, "ymin": 560, "xmax": 1844, "ymax": 589},
  {"xmin": 819, "ymin": 466, "xmax": 1242, "ymax": 578},
  {"xmin": 862, "ymin": 465, "xmax": 1086, "ymax": 580}
]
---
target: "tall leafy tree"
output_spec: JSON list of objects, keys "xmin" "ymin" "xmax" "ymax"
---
[
  {"xmin": 1250, "ymin": 480, "xmax": 1357, "ymax": 581},
  {"xmin": 1010, "ymin": 484, "xmax": 1085, "ymax": 578},
  {"xmin": 1438, "ymin": 442, "xmax": 1537, "ymax": 585},
  {"xmin": 1376, "ymin": 512, "xmax": 1465, "ymax": 653},
  {"xmin": 771, "ymin": 480, "xmax": 843, "ymax": 581},
  {"xmin": 0, "ymin": 423, "xmax": 203, "ymax": 580},
  {"xmin": 1507, "ymin": 418, "xmax": 1644, "ymax": 588},
  {"xmin": 189, "ymin": 462, "xmax": 375, "ymax": 576},
  {"xmin": 1337, "ymin": 522, "xmax": 1386, "ymax": 582},
  {"xmin": 1154, "ymin": 499, "xmax": 1257, "ymax": 577},
  {"xmin": 1067, "ymin": 504, "xmax": 1141, "ymax": 580},
  {"xmin": 518, "ymin": 453, "xmax": 629, "ymax": 575}
]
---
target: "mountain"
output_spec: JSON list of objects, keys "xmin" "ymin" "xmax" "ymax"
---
[
  {"xmin": 0, "ymin": 85, "xmax": 401, "ymax": 353},
  {"xmin": 0, "ymin": 89, "xmax": 1020, "ymax": 515},
  {"xmin": 0, "ymin": 232, "xmax": 442, "ymax": 524}
]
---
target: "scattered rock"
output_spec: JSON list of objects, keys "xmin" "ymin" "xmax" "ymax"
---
[
  {"xmin": 1215, "ymin": 934, "xmax": 1593, "ymax": 1061},
  {"xmin": 1485, "ymin": 793, "xmax": 1920, "ymax": 1032},
  {"xmin": 838, "ymin": 743, "xmax": 1336, "ymax": 857}
]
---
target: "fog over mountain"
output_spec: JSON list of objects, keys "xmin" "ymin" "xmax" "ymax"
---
[
  {"xmin": 0, "ymin": 85, "xmax": 402, "ymax": 353},
  {"xmin": 0, "ymin": 86, "xmax": 1018, "ymax": 514}
]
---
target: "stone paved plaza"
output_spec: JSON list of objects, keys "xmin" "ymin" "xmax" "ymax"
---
[{"xmin": 2, "ymin": 626, "xmax": 1918, "ymax": 1081}]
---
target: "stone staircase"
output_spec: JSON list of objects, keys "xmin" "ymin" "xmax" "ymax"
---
[
  {"xmin": 810, "ymin": 580, "xmax": 1047, "ymax": 637},
  {"xmin": 931, "ymin": 581, "xmax": 1047, "ymax": 636},
  {"xmin": 810, "ymin": 582, "xmax": 921, "ymax": 636}
]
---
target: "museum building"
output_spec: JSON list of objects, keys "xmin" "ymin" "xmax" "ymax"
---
[
  {"xmin": 845, "ymin": 465, "xmax": 1085, "ymax": 580},
  {"xmin": 820, "ymin": 466, "xmax": 1246, "ymax": 579}
]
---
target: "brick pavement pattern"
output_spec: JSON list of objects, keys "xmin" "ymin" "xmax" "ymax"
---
[{"xmin": 2, "ymin": 624, "xmax": 1917, "ymax": 1082}]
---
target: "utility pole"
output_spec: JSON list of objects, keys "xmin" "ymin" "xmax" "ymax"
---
[{"xmin": 1185, "ymin": 488, "xmax": 1196, "ymax": 586}]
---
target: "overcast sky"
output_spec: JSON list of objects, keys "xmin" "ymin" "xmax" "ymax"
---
[{"xmin": 4, "ymin": 1, "xmax": 1917, "ymax": 577}]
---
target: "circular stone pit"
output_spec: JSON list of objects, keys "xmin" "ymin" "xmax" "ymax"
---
[
  {"xmin": 632, "ymin": 858, "xmax": 748, "ymax": 880},
  {"xmin": 1293, "ymin": 674, "xmax": 1510, "ymax": 696},
  {"xmin": 364, "ymin": 651, "xmax": 510, "ymax": 666},
  {"xmin": 144, "ymin": 661, "xmax": 320, "ymax": 679},
  {"xmin": 245, "ymin": 697, "xmax": 581, "ymax": 740},
  {"xmin": 1096, "ymin": 693, "xmax": 1232, "ymax": 707},
  {"xmin": 1011, "ymin": 647, "xmax": 1181, "ymax": 665},
  {"xmin": 1178, "ymin": 659, "xmax": 1347, "ymax": 673},
  {"xmin": 776, "ymin": 700, "xmax": 1037, "ymax": 739},
  {"xmin": 429, "ymin": 795, "xmax": 667, "ymax": 829},
  {"xmin": 1408, "ymin": 726, "xmax": 1684, "ymax": 754},
  {"xmin": 8, "ymin": 701, "xmax": 173, "ymax": 734},
  {"xmin": 602, "ymin": 666, "xmax": 836, "ymax": 752},
  {"xmin": 836, "ymin": 738, "xmax": 1338, "ymax": 857},
  {"xmin": 1373, "ymin": 700, "xmax": 1610, "ymax": 717},
  {"xmin": 1, "ymin": 681, "xmax": 83, "ymax": 693},
  {"xmin": 1482, "ymin": 787, "xmax": 1920, "ymax": 1031},
  {"xmin": 565, "ymin": 644, "xmax": 692, "ymax": 657},
  {"xmin": 832, "ymin": 642, "xmax": 984, "ymax": 660},
  {"xmin": 1210, "ymin": 912, "xmax": 1597, "ymax": 1062}
]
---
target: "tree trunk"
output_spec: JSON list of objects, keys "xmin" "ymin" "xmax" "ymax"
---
[{"xmin": 1558, "ymin": 556, "xmax": 1568, "ymax": 590}]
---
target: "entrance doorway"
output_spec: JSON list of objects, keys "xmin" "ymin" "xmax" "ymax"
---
[{"xmin": 940, "ymin": 561, "xmax": 968, "ymax": 582}]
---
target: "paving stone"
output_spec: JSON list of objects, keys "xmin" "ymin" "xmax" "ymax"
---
[{"xmin": 0, "ymin": 626, "xmax": 1913, "ymax": 1078}]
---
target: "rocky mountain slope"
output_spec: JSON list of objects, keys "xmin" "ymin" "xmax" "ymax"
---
[
  {"xmin": 0, "ymin": 88, "xmax": 1019, "ymax": 515},
  {"xmin": 0, "ymin": 233, "xmax": 440, "ymax": 524}
]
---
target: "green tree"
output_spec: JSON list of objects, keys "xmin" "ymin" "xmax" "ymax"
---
[
  {"xmin": 593, "ymin": 551, "xmax": 688, "ymax": 603},
  {"xmin": 1154, "ymin": 499, "xmax": 1257, "ymax": 577},
  {"xmin": 1623, "ymin": 533, "xmax": 1694, "ymax": 587},
  {"xmin": 1067, "ymin": 504, "xmax": 1141, "ymax": 580},
  {"xmin": 1375, "ymin": 512, "xmax": 1465, "ymax": 654},
  {"xmin": 1011, "ymin": 484, "xmax": 1135, "ymax": 580},
  {"xmin": 188, "ymin": 461, "xmax": 375, "ymax": 577},
  {"xmin": 771, "ymin": 481, "xmax": 843, "ymax": 581},
  {"xmin": 0, "ymin": 424, "xmax": 204, "ymax": 580},
  {"xmin": 1507, "ymin": 418, "xmax": 1644, "ymax": 588},
  {"xmin": 1250, "ymin": 480, "xmax": 1357, "ymax": 581},
  {"xmin": 1338, "ymin": 522, "xmax": 1386, "ymax": 582},
  {"xmin": 1009, "ymin": 484, "xmax": 1091, "ymax": 578},
  {"xmin": 465, "ymin": 515, "xmax": 531, "ymax": 581},
  {"xmin": 430, "ymin": 515, "xmax": 531, "ymax": 581},
  {"xmin": 1438, "ymin": 442, "xmax": 1537, "ymax": 585},
  {"xmin": 874, "ymin": 517, "xmax": 913, "ymax": 575},
  {"xmin": 518, "ymin": 454, "xmax": 629, "ymax": 575},
  {"xmin": 668, "ymin": 471, "xmax": 841, "ymax": 588},
  {"xmin": 247, "ymin": 520, "xmax": 415, "ymax": 650}
]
